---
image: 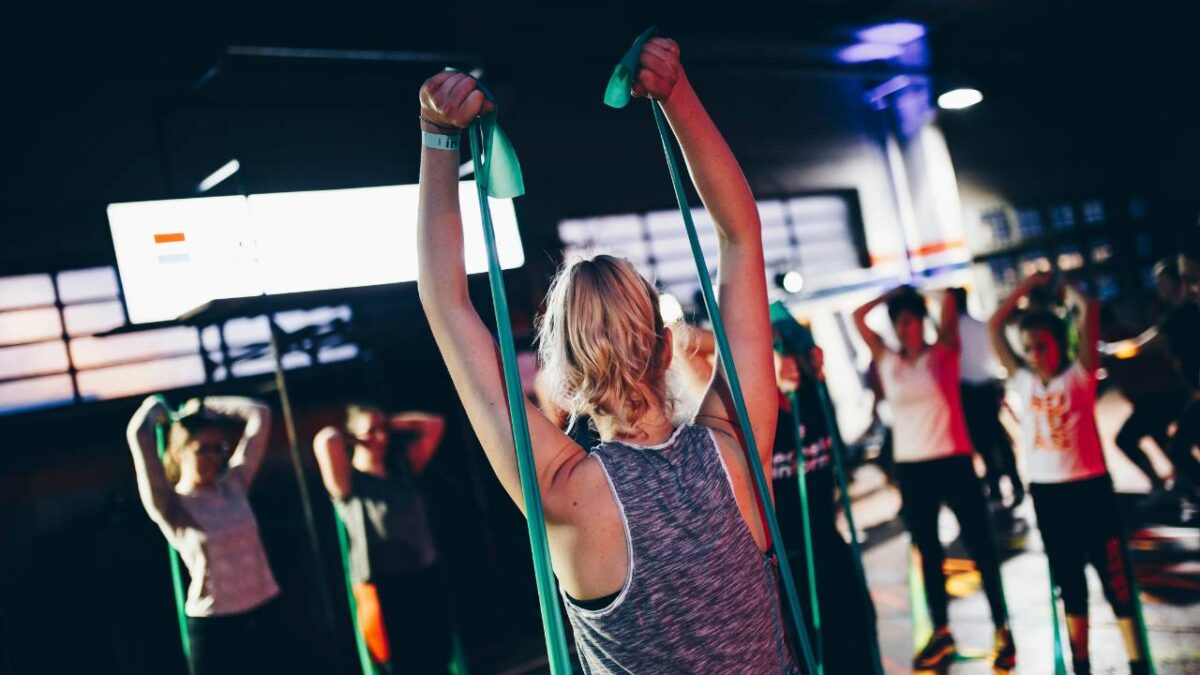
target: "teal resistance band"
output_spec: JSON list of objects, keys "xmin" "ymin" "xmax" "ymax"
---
[
  {"xmin": 333, "ymin": 511, "xmax": 378, "ymax": 675},
  {"xmin": 773, "ymin": 306, "xmax": 884, "ymax": 674},
  {"xmin": 907, "ymin": 545, "xmax": 930, "ymax": 654},
  {"xmin": 151, "ymin": 396, "xmax": 194, "ymax": 675},
  {"xmin": 1125, "ymin": 543, "xmax": 1156, "ymax": 673},
  {"xmin": 605, "ymin": 27, "xmax": 817, "ymax": 674},
  {"xmin": 781, "ymin": 382, "xmax": 824, "ymax": 675},
  {"xmin": 461, "ymin": 77, "xmax": 573, "ymax": 674},
  {"xmin": 1047, "ymin": 567, "xmax": 1069, "ymax": 675}
]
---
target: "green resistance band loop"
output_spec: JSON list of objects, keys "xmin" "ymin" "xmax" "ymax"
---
[
  {"xmin": 464, "ymin": 93, "xmax": 571, "ymax": 673},
  {"xmin": 605, "ymin": 32, "xmax": 816, "ymax": 674},
  {"xmin": 444, "ymin": 69, "xmax": 524, "ymax": 199},
  {"xmin": 151, "ymin": 396, "xmax": 194, "ymax": 674},
  {"xmin": 333, "ymin": 511, "xmax": 378, "ymax": 675},
  {"xmin": 1047, "ymin": 567, "xmax": 1069, "ymax": 675},
  {"xmin": 782, "ymin": 381, "xmax": 824, "ymax": 675},
  {"xmin": 603, "ymin": 26, "xmax": 658, "ymax": 108}
]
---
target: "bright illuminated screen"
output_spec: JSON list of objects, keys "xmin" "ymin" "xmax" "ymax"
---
[{"xmin": 108, "ymin": 182, "xmax": 523, "ymax": 323}]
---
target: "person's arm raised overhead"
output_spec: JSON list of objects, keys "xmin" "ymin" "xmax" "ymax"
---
[
  {"xmin": 637, "ymin": 38, "xmax": 775, "ymax": 464},
  {"xmin": 988, "ymin": 272, "xmax": 1051, "ymax": 378},
  {"xmin": 415, "ymin": 72, "xmax": 588, "ymax": 523},
  {"xmin": 1064, "ymin": 281, "xmax": 1100, "ymax": 373},
  {"xmin": 126, "ymin": 396, "xmax": 182, "ymax": 528},
  {"xmin": 934, "ymin": 289, "xmax": 961, "ymax": 353},
  {"xmin": 313, "ymin": 427, "xmax": 352, "ymax": 501},
  {"xmin": 853, "ymin": 287, "xmax": 901, "ymax": 360},
  {"xmin": 391, "ymin": 412, "xmax": 446, "ymax": 476}
]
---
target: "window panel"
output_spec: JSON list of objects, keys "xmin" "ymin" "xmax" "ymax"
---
[
  {"xmin": 273, "ymin": 306, "xmax": 352, "ymax": 333},
  {"xmin": 70, "ymin": 327, "xmax": 200, "ymax": 369},
  {"xmin": 76, "ymin": 355, "xmax": 206, "ymax": 401},
  {"xmin": 0, "ymin": 274, "xmax": 55, "ymax": 310},
  {"xmin": 57, "ymin": 267, "xmax": 120, "ymax": 303},
  {"xmin": 0, "ymin": 308, "xmax": 61, "ymax": 346},
  {"xmin": 63, "ymin": 301, "xmax": 126, "ymax": 336},
  {"xmin": 0, "ymin": 342, "xmax": 70, "ymax": 380},
  {"xmin": 0, "ymin": 374, "xmax": 74, "ymax": 413},
  {"xmin": 222, "ymin": 316, "xmax": 270, "ymax": 347},
  {"xmin": 318, "ymin": 343, "xmax": 360, "ymax": 364}
]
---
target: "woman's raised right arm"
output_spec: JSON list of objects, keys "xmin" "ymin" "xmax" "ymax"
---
[
  {"xmin": 415, "ymin": 72, "xmax": 591, "ymax": 523},
  {"xmin": 125, "ymin": 396, "xmax": 179, "ymax": 528},
  {"xmin": 853, "ymin": 287, "xmax": 898, "ymax": 359}
]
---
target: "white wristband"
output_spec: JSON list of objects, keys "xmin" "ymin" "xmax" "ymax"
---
[{"xmin": 422, "ymin": 130, "xmax": 460, "ymax": 151}]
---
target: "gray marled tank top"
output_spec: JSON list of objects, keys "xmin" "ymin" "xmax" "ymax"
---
[{"xmin": 563, "ymin": 424, "xmax": 799, "ymax": 674}]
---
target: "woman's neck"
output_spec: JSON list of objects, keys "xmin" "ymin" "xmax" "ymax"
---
[
  {"xmin": 599, "ymin": 406, "xmax": 676, "ymax": 445},
  {"xmin": 175, "ymin": 473, "xmax": 213, "ymax": 494},
  {"xmin": 900, "ymin": 342, "xmax": 929, "ymax": 360},
  {"xmin": 352, "ymin": 448, "xmax": 388, "ymax": 477}
]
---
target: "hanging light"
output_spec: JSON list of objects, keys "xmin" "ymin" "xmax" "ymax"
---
[{"xmin": 937, "ymin": 88, "xmax": 983, "ymax": 110}]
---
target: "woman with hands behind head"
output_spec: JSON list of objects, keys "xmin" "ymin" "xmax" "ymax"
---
[
  {"xmin": 313, "ymin": 404, "xmax": 450, "ymax": 673},
  {"xmin": 854, "ymin": 286, "xmax": 1015, "ymax": 671},
  {"xmin": 989, "ymin": 272, "xmax": 1148, "ymax": 675},
  {"xmin": 125, "ymin": 395, "xmax": 281, "ymax": 675}
]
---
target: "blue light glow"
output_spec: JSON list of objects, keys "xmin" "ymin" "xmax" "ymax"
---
[
  {"xmin": 837, "ymin": 42, "xmax": 904, "ymax": 63},
  {"xmin": 856, "ymin": 22, "xmax": 926, "ymax": 45}
]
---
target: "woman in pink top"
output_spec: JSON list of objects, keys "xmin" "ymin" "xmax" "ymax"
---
[
  {"xmin": 989, "ymin": 272, "xmax": 1147, "ymax": 675},
  {"xmin": 126, "ymin": 395, "xmax": 281, "ymax": 675},
  {"xmin": 854, "ymin": 286, "xmax": 1014, "ymax": 671}
]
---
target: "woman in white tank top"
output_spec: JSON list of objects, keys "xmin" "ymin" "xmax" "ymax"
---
[{"xmin": 853, "ymin": 286, "xmax": 1015, "ymax": 671}]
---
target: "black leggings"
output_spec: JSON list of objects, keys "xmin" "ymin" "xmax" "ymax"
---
[
  {"xmin": 188, "ymin": 598, "xmax": 284, "ymax": 675},
  {"xmin": 1169, "ymin": 396, "xmax": 1200, "ymax": 490},
  {"xmin": 782, "ymin": 468, "xmax": 879, "ymax": 674},
  {"xmin": 960, "ymin": 382, "xmax": 1022, "ymax": 499},
  {"xmin": 375, "ymin": 564, "xmax": 455, "ymax": 674},
  {"xmin": 897, "ymin": 455, "xmax": 1009, "ymax": 629},
  {"xmin": 1115, "ymin": 391, "xmax": 1191, "ymax": 487},
  {"xmin": 1031, "ymin": 476, "xmax": 1136, "ymax": 618}
]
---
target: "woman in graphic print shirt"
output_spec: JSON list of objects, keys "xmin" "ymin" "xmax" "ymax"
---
[{"xmin": 988, "ymin": 272, "xmax": 1147, "ymax": 675}]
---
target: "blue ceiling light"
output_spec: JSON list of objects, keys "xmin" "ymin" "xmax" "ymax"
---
[
  {"xmin": 837, "ymin": 42, "xmax": 905, "ymax": 63},
  {"xmin": 856, "ymin": 21, "xmax": 926, "ymax": 46}
]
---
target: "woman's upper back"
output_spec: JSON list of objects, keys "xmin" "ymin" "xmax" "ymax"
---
[{"xmin": 562, "ymin": 424, "xmax": 797, "ymax": 674}]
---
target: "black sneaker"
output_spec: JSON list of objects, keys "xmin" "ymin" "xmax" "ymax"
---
[
  {"xmin": 993, "ymin": 626, "xmax": 1016, "ymax": 671},
  {"xmin": 913, "ymin": 628, "xmax": 957, "ymax": 670}
]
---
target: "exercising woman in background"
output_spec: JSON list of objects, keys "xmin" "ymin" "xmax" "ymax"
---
[
  {"xmin": 313, "ymin": 404, "xmax": 452, "ymax": 673},
  {"xmin": 853, "ymin": 286, "xmax": 1015, "ymax": 671},
  {"xmin": 126, "ymin": 395, "xmax": 281, "ymax": 675},
  {"xmin": 990, "ymin": 272, "xmax": 1147, "ymax": 675}
]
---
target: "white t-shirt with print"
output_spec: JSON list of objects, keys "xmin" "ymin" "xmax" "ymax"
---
[
  {"xmin": 1009, "ymin": 362, "xmax": 1108, "ymax": 484},
  {"xmin": 876, "ymin": 345, "xmax": 974, "ymax": 463}
]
